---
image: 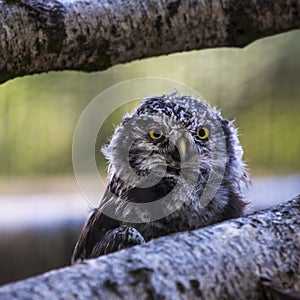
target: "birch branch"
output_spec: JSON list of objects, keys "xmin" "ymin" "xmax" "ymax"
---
[
  {"xmin": 1, "ymin": 0, "xmax": 300, "ymax": 84},
  {"xmin": 0, "ymin": 196, "xmax": 299, "ymax": 299}
]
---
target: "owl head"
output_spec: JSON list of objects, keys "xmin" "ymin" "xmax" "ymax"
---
[{"xmin": 102, "ymin": 92, "xmax": 248, "ymax": 220}]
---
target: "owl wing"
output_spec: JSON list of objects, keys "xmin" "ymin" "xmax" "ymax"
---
[{"xmin": 71, "ymin": 188, "xmax": 120, "ymax": 264}]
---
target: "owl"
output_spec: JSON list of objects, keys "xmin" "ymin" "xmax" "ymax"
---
[{"xmin": 72, "ymin": 92, "xmax": 249, "ymax": 263}]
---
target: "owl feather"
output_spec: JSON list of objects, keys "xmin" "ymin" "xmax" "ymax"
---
[{"xmin": 72, "ymin": 92, "xmax": 249, "ymax": 264}]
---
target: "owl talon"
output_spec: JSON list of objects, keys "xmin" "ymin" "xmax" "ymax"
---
[{"xmin": 90, "ymin": 225, "xmax": 145, "ymax": 257}]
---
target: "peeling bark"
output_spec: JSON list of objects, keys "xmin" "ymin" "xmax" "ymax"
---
[
  {"xmin": 0, "ymin": 196, "xmax": 299, "ymax": 299},
  {"xmin": 0, "ymin": 0, "xmax": 300, "ymax": 84}
]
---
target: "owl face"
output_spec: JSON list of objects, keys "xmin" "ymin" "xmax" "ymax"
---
[{"xmin": 102, "ymin": 93, "xmax": 235, "ymax": 206}]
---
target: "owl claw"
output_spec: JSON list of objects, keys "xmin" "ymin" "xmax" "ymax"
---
[{"xmin": 90, "ymin": 225, "xmax": 145, "ymax": 257}]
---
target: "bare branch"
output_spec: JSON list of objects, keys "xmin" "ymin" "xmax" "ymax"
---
[
  {"xmin": 0, "ymin": 196, "xmax": 299, "ymax": 299},
  {"xmin": 0, "ymin": 0, "xmax": 300, "ymax": 84}
]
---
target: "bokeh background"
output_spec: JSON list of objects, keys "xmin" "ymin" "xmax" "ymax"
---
[{"xmin": 0, "ymin": 30, "xmax": 299, "ymax": 285}]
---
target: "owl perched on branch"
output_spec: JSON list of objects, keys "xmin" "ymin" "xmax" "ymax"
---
[{"xmin": 72, "ymin": 92, "xmax": 249, "ymax": 263}]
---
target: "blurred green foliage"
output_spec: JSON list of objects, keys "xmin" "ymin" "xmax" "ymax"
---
[{"xmin": 0, "ymin": 30, "xmax": 299, "ymax": 177}]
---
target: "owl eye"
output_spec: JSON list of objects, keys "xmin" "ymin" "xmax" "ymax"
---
[
  {"xmin": 148, "ymin": 127, "xmax": 164, "ymax": 141},
  {"xmin": 196, "ymin": 127, "xmax": 209, "ymax": 140}
]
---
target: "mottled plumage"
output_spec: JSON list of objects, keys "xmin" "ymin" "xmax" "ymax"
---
[{"xmin": 72, "ymin": 92, "xmax": 249, "ymax": 263}]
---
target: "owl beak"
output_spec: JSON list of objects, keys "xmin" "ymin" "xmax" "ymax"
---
[{"xmin": 177, "ymin": 138, "xmax": 186, "ymax": 160}]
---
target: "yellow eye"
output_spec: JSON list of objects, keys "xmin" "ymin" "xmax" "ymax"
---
[
  {"xmin": 148, "ymin": 128, "xmax": 164, "ymax": 140},
  {"xmin": 196, "ymin": 127, "xmax": 209, "ymax": 140}
]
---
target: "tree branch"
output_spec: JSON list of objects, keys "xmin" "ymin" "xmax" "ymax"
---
[
  {"xmin": 0, "ymin": 196, "xmax": 299, "ymax": 299},
  {"xmin": 1, "ymin": 0, "xmax": 300, "ymax": 84}
]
